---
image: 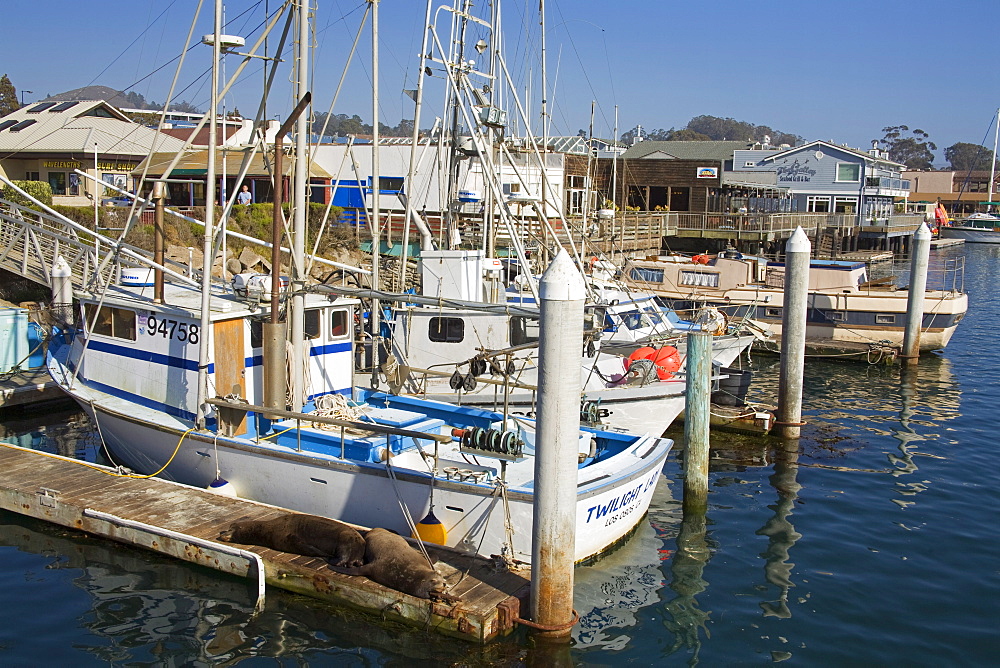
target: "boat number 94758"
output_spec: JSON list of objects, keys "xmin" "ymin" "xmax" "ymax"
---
[{"xmin": 144, "ymin": 316, "xmax": 199, "ymax": 343}]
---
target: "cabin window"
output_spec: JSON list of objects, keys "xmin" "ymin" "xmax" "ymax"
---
[
  {"xmin": 836, "ymin": 163, "xmax": 861, "ymax": 182},
  {"xmin": 250, "ymin": 319, "xmax": 262, "ymax": 348},
  {"xmin": 765, "ymin": 307, "xmax": 783, "ymax": 318},
  {"xmin": 304, "ymin": 309, "xmax": 321, "ymax": 340},
  {"xmin": 510, "ymin": 316, "xmax": 539, "ymax": 345},
  {"xmin": 629, "ymin": 267, "xmax": 664, "ymax": 283},
  {"xmin": 827, "ymin": 311, "xmax": 847, "ymax": 322},
  {"xmin": 378, "ymin": 176, "xmax": 404, "ymax": 194},
  {"xmin": 84, "ymin": 304, "xmax": 136, "ymax": 340},
  {"xmin": 875, "ymin": 314, "xmax": 896, "ymax": 324},
  {"xmin": 330, "ymin": 309, "xmax": 350, "ymax": 339},
  {"xmin": 428, "ymin": 317, "xmax": 465, "ymax": 343},
  {"xmin": 680, "ymin": 270, "xmax": 720, "ymax": 288}
]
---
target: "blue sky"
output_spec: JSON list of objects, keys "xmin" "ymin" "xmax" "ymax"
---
[{"xmin": 5, "ymin": 0, "xmax": 999, "ymax": 163}]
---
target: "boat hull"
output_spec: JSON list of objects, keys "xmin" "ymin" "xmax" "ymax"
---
[{"xmin": 939, "ymin": 225, "xmax": 1000, "ymax": 244}]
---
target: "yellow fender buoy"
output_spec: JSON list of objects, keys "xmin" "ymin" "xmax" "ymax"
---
[{"xmin": 414, "ymin": 510, "xmax": 447, "ymax": 545}]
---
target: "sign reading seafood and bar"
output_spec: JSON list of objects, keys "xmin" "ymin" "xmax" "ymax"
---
[{"xmin": 776, "ymin": 158, "xmax": 817, "ymax": 182}]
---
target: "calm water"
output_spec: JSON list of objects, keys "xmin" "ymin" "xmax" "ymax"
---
[{"xmin": 1, "ymin": 245, "xmax": 998, "ymax": 666}]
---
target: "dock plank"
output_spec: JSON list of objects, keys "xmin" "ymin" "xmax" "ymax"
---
[{"xmin": 0, "ymin": 444, "xmax": 528, "ymax": 643}]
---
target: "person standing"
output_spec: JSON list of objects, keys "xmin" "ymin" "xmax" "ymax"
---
[{"xmin": 237, "ymin": 184, "xmax": 252, "ymax": 205}]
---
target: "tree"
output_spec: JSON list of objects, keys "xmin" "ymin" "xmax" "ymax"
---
[
  {"xmin": 876, "ymin": 125, "xmax": 936, "ymax": 169},
  {"xmin": 665, "ymin": 128, "xmax": 711, "ymax": 141},
  {"xmin": 0, "ymin": 74, "xmax": 19, "ymax": 117},
  {"xmin": 945, "ymin": 142, "xmax": 998, "ymax": 171}
]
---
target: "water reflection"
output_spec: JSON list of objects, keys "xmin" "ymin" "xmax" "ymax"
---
[
  {"xmin": 661, "ymin": 510, "xmax": 711, "ymax": 663},
  {"xmin": 573, "ymin": 477, "xmax": 677, "ymax": 650},
  {"xmin": 755, "ymin": 440, "xmax": 802, "ymax": 619}
]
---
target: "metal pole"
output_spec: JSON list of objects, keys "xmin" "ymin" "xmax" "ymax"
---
[
  {"xmin": 776, "ymin": 227, "xmax": 810, "ymax": 439},
  {"xmin": 152, "ymin": 181, "xmax": 166, "ymax": 304},
  {"xmin": 370, "ymin": 0, "xmax": 381, "ymax": 388},
  {"xmin": 530, "ymin": 249, "xmax": 584, "ymax": 639},
  {"xmin": 289, "ymin": 0, "xmax": 309, "ymax": 412},
  {"xmin": 683, "ymin": 330, "xmax": 712, "ymax": 513},
  {"xmin": 901, "ymin": 222, "xmax": 932, "ymax": 363}
]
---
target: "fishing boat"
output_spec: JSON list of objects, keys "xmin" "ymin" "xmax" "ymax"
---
[
  {"xmin": 38, "ymin": 0, "xmax": 671, "ymax": 566},
  {"xmin": 620, "ymin": 249, "xmax": 967, "ymax": 354}
]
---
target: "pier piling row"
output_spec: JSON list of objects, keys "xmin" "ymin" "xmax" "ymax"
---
[{"xmin": 0, "ymin": 443, "xmax": 529, "ymax": 643}]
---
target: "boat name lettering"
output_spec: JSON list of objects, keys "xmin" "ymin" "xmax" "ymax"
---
[
  {"xmin": 143, "ymin": 315, "xmax": 199, "ymax": 343},
  {"xmin": 585, "ymin": 471, "xmax": 660, "ymax": 524}
]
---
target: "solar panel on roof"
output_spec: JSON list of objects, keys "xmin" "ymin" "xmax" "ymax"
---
[
  {"xmin": 10, "ymin": 119, "xmax": 37, "ymax": 131},
  {"xmin": 49, "ymin": 101, "xmax": 80, "ymax": 112},
  {"xmin": 0, "ymin": 120, "xmax": 17, "ymax": 132},
  {"xmin": 27, "ymin": 102, "xmax": 57, "ymax": 113}
]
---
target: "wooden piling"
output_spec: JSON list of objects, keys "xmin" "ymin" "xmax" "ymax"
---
[{"xmin": 682, "ymin": 331, "xmax": 713, "ymax": 513}]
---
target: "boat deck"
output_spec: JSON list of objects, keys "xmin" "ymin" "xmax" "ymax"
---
[{"xmin": 0, "ymin": 443, "xmax": 529, "ymax": 643}]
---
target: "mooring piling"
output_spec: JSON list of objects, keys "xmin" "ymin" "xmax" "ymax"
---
[
  {"xmin": 683, "ymin": 329, "xmax": 713, "ymax": 513},
  {"xmin": 902, "ymin": 222, "xmax": 932, "ymax": 364},
  {"xmin": 776, "ymin": 227, "xmax": 810, "ymax": 439},
  {"xmin": 531, "ymin": 249, "xmax": 585, "ymax": 639}
]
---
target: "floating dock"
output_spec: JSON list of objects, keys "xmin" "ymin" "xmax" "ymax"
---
[
  {"xmin": 0, "ymin": 443, "xmax": 529, "ymax": 643},
  {"xmin": 0, "ymin": 367, "xmax": 68, "ymax": 410}
]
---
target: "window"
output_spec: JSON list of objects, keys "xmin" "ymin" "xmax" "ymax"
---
[
  {"xmin": 10, "ymin": 119, "xmax": 37, "ymax": 132},
  {"xmin": 49, "ymin": 101, "xmax": 79, "ymax": 112},
  {"xmin": 378, "ymin": 176, "xmax": 404, "ymax": 194},
  {"xmin": 744, "ymin": 161, "xmax": 756, "ymax": 167},
  {"xmin": 304, "ymin": 309, "xmax": 321, "ymax": 340},
  {"xmin": 330, "ymin": 309, "xmax": 350, "ymax": 339},
  {"xmin": 25, "ymin": 172, "xmax": 39, "ymax": 181},
  {"xmin": 84, "ymin": 304, "xmax": 136, "ymax": 340},
  {"xmin": 834, "ymin": 196, "xmax": 858, "ymax": 214},
  {"xmin": 502, "ymin": 183, "xmax": 521, "ymax": 195},
  {"xmin": 82, "ymin": 106, "xmax": 117, "ymax": 118},
  {"xmin": 836, "ymin": 163, "xmax": 861, "ymax": 182},
  {"xmin": 510, "ymin": 317, "xmax": 539, "ymax": 345},
  {"xmin": 250, "ymin": 320, "xmax": 262, "ymax": 349},
  {"xmin": 875, "ymin": 314, "xmax": 896, "ymax": 324},
  {"xmin": 680, "ymin": 270, "xmax": 720, "ymax": 288},
  {"xmin": 629, "ymin": 267, "xmax": 664, "ymax": 283},
  {"xmin": 764, "ymin": 307, "xmax": 783, "ymax": 318},
  {"xmin": 48, "ymin": 172, "xmax": 66, "ymax": 195},
  {"xmin": 826, "ymin": 311, "xmax": 847, "ymax": 322},
  {"xmin": 428, "ymin": 317, "xmax": 464, "ymax": 343},
  {"xmin": 0, "ymin": 120, "xmax": 17, "ymax": 132},
  {"xmin": 806, "ymin": 196, "xmax": 831, "ymax": 213},
  {"xmin": 27, "ymin": 102, "xmax": 56, "ymax": 113}
]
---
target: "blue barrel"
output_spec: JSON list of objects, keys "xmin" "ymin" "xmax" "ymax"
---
[
  {"xmin": 27, "ymin": 322, "xmax": 45, "ymax": 368},
  {"xmin": 0, "ymin": 308, "xmax": 28, "ymax": 373}
]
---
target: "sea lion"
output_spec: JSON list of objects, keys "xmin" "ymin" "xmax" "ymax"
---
[
  {"xmin": 331, "ymin": 527, "xmax": 451, "ymax": 600},
  {"xmin": 218, "ymin": 514, "xmax": 366, "ymax": 568}
]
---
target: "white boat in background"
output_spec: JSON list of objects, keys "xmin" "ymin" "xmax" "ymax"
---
[
  {"xmin": 939, "ymin": 212, "xmax": 1000, "ymax": 244},
  {"xmin": 621, "ymin": 251, "xmax": 968, "ymax": 354}
]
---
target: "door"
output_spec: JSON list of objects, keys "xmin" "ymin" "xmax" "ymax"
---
[{"xmin": 214, "ymin": 318, "xmax": 247, "ymax": 435}]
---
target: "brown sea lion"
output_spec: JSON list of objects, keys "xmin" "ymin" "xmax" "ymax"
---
[
  {"xmin": 331, "ymin": 527, "xmax": 452, "ymax": 600},
  {"xmin": 218, "ymin": 514, "xmax": 366, "ymax": 567}
]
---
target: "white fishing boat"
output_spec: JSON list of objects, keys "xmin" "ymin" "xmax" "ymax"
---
[
  {"xmin": 40, "ymin": 0, "xmax": 671, "ymax": 566},
  {"xmin": 620, "ymin": 250, "xmax": 968, "ymax": 353}
]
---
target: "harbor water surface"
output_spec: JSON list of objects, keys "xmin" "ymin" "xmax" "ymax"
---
[{"xmin": 0, "ymin": 244, "xmax": 996, "ymax": 665}]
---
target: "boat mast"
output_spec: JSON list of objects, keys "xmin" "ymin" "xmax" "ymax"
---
[
  {"xmin": 989, "ymin": 107, "xmax": 999, "ymax": 213},
  {"xmin": 289, "ymin": 0, "xmax": 310, "ymax": 411},
  {"xmin": 538, "ymin": 0, "xmax": 549, "ymax": 266},
  {"xmin": 196, "ymin": 0, "xmax": 222, "ymax": 429},
  {"xmin": 370, "ymin": 0, "xmax": 381, "ymax": 388}
]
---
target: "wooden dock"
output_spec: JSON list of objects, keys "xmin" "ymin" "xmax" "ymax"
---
[
  {"xmin": 0, "ymin": 367, "xmax": 69, "ymax": 411},
  {"xmin": 0, "ymin": 443, "xmax": 530, "ymax": 643}
]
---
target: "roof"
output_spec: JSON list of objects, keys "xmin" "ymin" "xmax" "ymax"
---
[
  {"xmin": 0, "ymin": 100, "xmax": 188, "ymax": 156},
  {"xmin": 761, "ymin": 139, "xmax": 906, "ymax": 169},
  {"xmin": 620, "ymin": 140, "xmax": 753, "ymax": 161},
  {"xmin": 135, "ymin": 148, "xmax": 333, "ymax": 179}
]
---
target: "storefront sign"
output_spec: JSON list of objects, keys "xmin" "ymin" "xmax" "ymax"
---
[
  {"xmin": 777, "ymin": 159, "xmax": 816, "ymax": 182},
  {"xmin": 42, "ymin": 160, "xmax": 137, "ymax": 171},
  {"xmin": 43, "ymin": 160, "xmax": 81, "ymax": 169},
  {"xmin": 697, "ymin": 167, "xmax": 718, "ymax": 179}
]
